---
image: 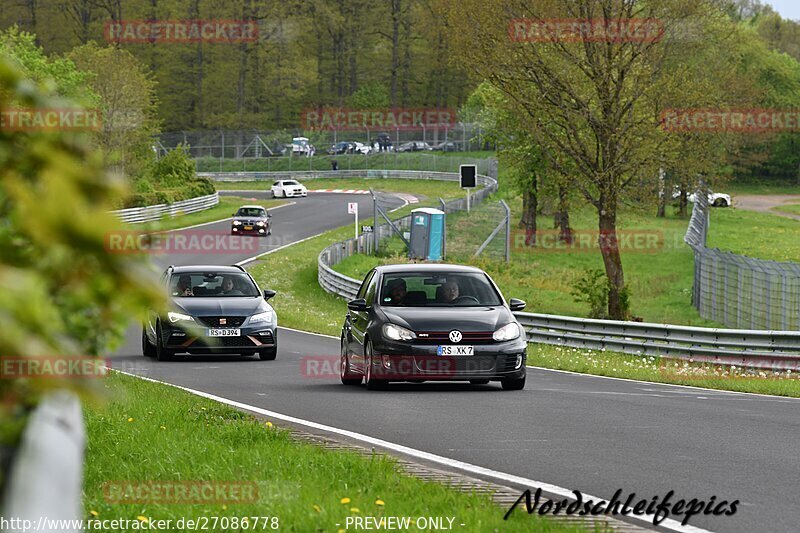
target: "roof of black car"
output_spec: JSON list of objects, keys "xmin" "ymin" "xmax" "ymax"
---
[
  {"xmin": 170, "ymin": 265, "xmax": 244, "ymax": 274},
  {"xmin": 375, "ymin": 263, "xmax": 484, "ymax": 274}
]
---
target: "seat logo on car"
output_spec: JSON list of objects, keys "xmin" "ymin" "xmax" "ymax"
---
[
  {"xmin": 448, "ymin": 330, "xmax": 462, "ymax": 343},
  {"xmin": 220, "ymin": 318, "xmax": 227, "ymax": 325}
]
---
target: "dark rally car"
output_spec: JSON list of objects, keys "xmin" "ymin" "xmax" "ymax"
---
[
  {"xmin": 231, "ymin": 205, "xmax": 272, "ymax": 236},
  {"xmin": 142, "ymin": 265, "xmax": 278, "ymax": 361},
  {"xmin": 340, "ymin": 264, "xmax": 528, "ymax": 390}
]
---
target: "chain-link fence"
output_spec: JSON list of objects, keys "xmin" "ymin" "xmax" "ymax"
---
[
  {"xmin": 157, "ymin": 124, "xmax": 493, "ymax": 166},
  {"xmin": 685, "ymin": 192, "xmax": 800, "ymax": 330}
]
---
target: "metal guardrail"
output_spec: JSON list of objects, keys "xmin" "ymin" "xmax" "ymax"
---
[
  {"xmin": 110, "ymin": 192, "xmax": 219, "ymax": 224},
  {"xmin": 517, "ymin": 313, "xmax": 800, "ymax": 370},
  {"xmin": 199, "ymin": 169, "xmax": 498, "ymax": 186}
]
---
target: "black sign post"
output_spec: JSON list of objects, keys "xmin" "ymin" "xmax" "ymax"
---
[{"xmin": 459, "ymin": 164, "xmax": 477, "ymax": 212}]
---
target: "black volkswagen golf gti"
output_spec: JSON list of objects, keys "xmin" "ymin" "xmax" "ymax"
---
[
  {"xmin": 340, "ymin": 264, "xmax": 528, "ymax": 390},
  {"xmin": 143, "ymin": 265, "xmax": 278, "ymax": 361}
]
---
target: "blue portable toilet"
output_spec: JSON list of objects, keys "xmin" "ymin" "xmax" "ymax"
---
[{"xmin": 408, "ymin": 208, "xmax": 445, "ymax": 261}]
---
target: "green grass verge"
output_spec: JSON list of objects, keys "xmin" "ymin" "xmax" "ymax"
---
[
  {"xmin": 214, "ymin": 178, "xmax": 467, "ymax": 201},
  {"xmin": 133, "ymin": 196, "xmax": 287, "ymax": 233},
  {"xmin": 85, "ymin": 372, "xmax": 574, "ymax": 531},
  {"xmin": 707, "ymin": 207, "xmax": 800, "ymax": 263},
  {"xmin": 726, "ymin": 181, "xmax": 800, "ymax": 196},
  {"xmin": 772, "ymin": 203, "xmax": 800, "ymax": 216},
  {"xmin": 528, "ymin": 344, "xmax": 800, "ymax": 398}
]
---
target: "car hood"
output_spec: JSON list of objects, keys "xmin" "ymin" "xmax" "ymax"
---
[
  {"xmin": 172, "ymin": 297, "xmax": 269, "ymax": 316},
  {"xmin": 380, "ymin": 306, "xmax": 513, "ymax": 332},
  {"xmin": 232, "ymin": 216, "xmax": 268, "ymax": 223}
]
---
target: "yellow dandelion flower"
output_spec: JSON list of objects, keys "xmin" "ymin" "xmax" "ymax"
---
[
  {"xmin": 340, "ymin": 497, "xmax": 351, "ymax": 504},
  {"xmin": 89, "ymin": 510, "xmax": 99, "ymax": 517},
  {"xmin": 350, "ymin": 507, "xmax": 360, "ymax": 513},
  {"xmin": 137, "ymin": 516, "xmax": 148, "ymax": 523},
  {"xmin": 375, "ymin": 499, "xmax": 385, "ymax": 506},
  {"xmin": 127, "ymin": 418, "xmax": 134, "ymax": 422},
  {"xmin": 313, "ymin": 505, "xmax": 321, "ymax": 513}
]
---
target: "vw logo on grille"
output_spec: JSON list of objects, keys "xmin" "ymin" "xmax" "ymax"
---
[{"xmin": 448, "ymin": 330, "xmax": 463, "ymax": 343}]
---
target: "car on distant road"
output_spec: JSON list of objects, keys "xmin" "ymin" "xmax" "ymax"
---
[
  {"xmin": 352, "ymin": 141, "xmax": 372, "ymax": 154},
  {"xmin": 431, "ymin": 141, "xmax": 457, "ymax": 152},
  {"xmin": 231, "ymin": 205, "xmax": 272, "ymax": 236},
  {"xmin": 671, "ymin": 187, "xmax": 731, "ymax": 207},
  {"xmin": 142, "ymin": 265, "xmax": 278, "ymax": 361},
  {"xmin": 340, "ymin": 264, "xmax": 528, "ymax": 390},
  {"xmin": 328, "ymin": 141, "xmax": 356, "ymax": 155},
  {"xmin": 396, "ymin": 141, "xmax": 432, "ymax": 152},
  {"xmin": 271, "ymin": 179, "xmax": 308, "ymax": 198}
]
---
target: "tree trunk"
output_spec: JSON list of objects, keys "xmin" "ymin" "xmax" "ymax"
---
[
  {"xmin": 554, "ymin": 184, "xmax": 573, "ymax": 243},
  {"xmin": 389, "ymin": 0, "xmax": 400, "ymax": 106},
  {"xmin": 656, "ymin": 168, "xmax": 666, "ymax": 218},
  {"xmin": 518, "ymin": 176, "xmax": 538, "ymax": 246},
  {"xmin": 598, "ymin": 197, "xmax": 627, "ymax": 320},
  {"xmin": 678, "ymin": 184, "xmax": 688, "ymax": 218}
]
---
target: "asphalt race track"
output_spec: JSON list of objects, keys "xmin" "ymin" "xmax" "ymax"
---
[{"xmin": 111, "ymin": 191, "xmax": 800, "ymax": 533}]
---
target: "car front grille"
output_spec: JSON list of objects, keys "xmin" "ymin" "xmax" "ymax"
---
[
  {"xmin": 196, "ymin": 316, "xmax": 246, "ymax": 327},
  {"xmin": 414, "ymin": 331, "xmax": 496, "ymax": 345},
  {"xmin": 192, "ymin": 336, "xmax": 256, "ymax": 348}
]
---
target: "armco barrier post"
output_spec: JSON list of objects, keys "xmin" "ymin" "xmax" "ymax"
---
[{"xmin": 2, "ymin": 391, "xmax": 84, "ymax": 532}]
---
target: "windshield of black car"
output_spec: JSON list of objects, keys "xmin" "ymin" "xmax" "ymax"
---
[
  {"xmin": 171, "ymin": 272, "xmax": 260, "ymax": 297},
  {"xmin": 236, "ymin": 208, "xmax": 265, "ymax": 217},
  {"xmin": 379, "ymin": 272, "xmax": 502, "ymax": 307}
]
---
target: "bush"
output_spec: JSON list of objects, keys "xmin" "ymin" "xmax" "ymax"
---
[
  {"xmin": 122, "ymin": 144, "xmax": 214, "ymax": 208},
  {"xmin": 571, "ymin": 269, "xmax": 609, "ymax": 319}
]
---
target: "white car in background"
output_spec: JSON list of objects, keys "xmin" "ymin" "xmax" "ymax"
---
[
  {"xmin": 671, "ymin": 187, "xmax": 731, "ymax": 207},
  {"xmin": 689, "ymin": 191, "xmax": 731, "ymax": 207},
  {"xmin": 353, "ymin": 141, "xmax": 372, "ymax": 155},
  {"xmin": 271, "ymin": 179, "xmax": 308, "ymax": 198}
]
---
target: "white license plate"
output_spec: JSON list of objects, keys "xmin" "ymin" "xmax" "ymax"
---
[
  {"xmin": 437, "ymin": 345, "xmax": 474, "ymax": 356},
  {"xmin": 208, "ymin": 328, "xmax": 240, "ymax": 337}
]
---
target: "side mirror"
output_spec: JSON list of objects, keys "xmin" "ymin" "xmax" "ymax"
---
[
  {"xmin": 509, "ymin": 298, "xmax": 526, "ymax": 312},
  {"xmin": 347, "ymin": 298, "xmax": 368, "ymax": 312},
  {"xmin": 263, "ymin": 289, "xmax": 276, "ymax": 300}
]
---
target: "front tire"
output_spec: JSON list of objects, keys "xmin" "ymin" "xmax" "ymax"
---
[
  {"xmin": 142, "ymin": 326, "xmax": 156, "ymax": 358},
  {"xmin": 155, "ymin": 324, "xmax": 174, "ymax": 362},
  {"xmin": 501, "ymin": 375, "xmax": 526, "ymax": 391},
  {"xmin": 340, "ymin": 338, "xmax": 362, "ymax": 386},
  {"xmin": 364, "ymin": 341, "xmax": 387, "ymax": 390},
  {"xmin": 258, "ymin": 347, "xmax": 277, "ymax": 361}
]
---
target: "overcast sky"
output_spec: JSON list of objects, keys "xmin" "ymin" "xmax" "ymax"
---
[{"xmin": 767, "ymin": 0, "xmax": 800, "ymax": 21}]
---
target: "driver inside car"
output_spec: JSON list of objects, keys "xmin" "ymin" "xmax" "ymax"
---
[
  {"xmin": 438, "ymin": 280, "xmax": 460, "ymax": 303},
  {"xmin": 175, "ymin": 275, "xmax": 193, "ymax": 296}
]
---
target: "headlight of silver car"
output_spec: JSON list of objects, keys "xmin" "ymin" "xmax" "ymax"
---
[
  {"xmin": 249, "ymin": 310, "xmax": 274, "ymax": 324},
  {"xmin": 492, "ymin": 322, "xmax": 521, "ymax": 341},
  {"xmin": 382, "ymin": 323, "xmax": 416, "ymax": 341}
]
